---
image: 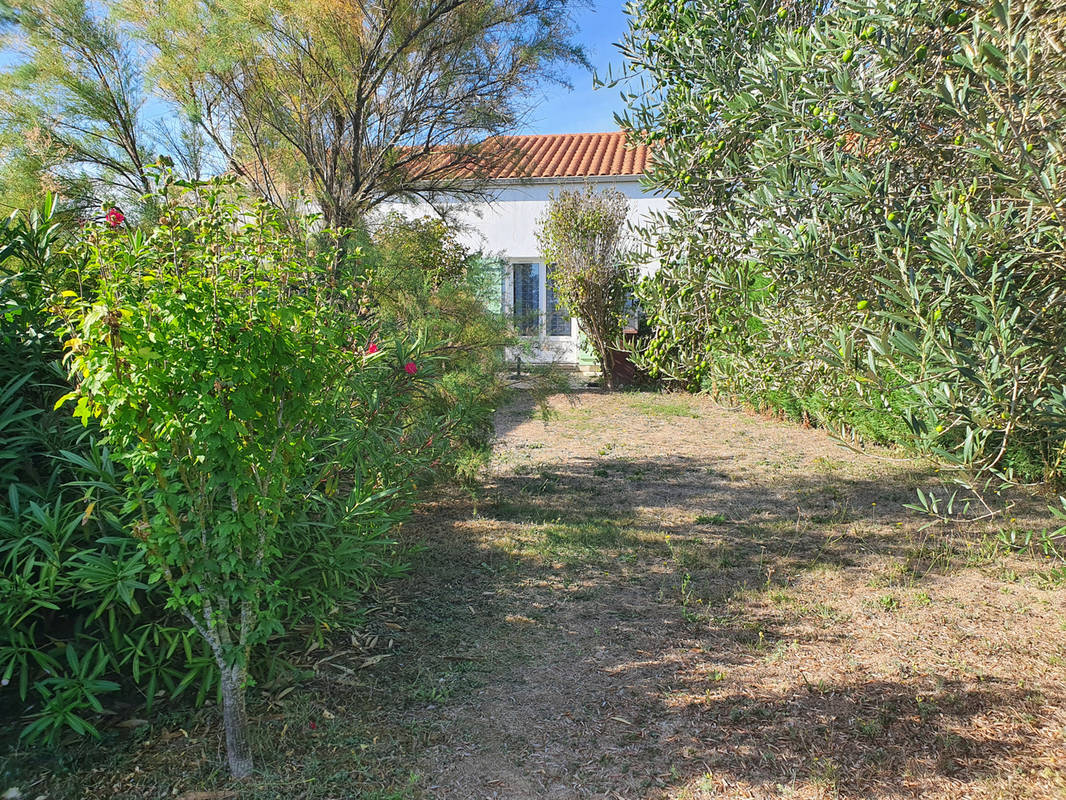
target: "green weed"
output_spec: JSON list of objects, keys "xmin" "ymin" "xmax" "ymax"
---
[{"xmin": 694, "ymin": 513, "xmax": 728, "ymax": 525}]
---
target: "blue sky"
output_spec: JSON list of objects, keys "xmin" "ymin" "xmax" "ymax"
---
[
  {"xmin": 523, "ymin": 1, "xmax": 633, "ymax": 135},
  {"xmin": 0, "ymin": 2, "xmax": 634, "ymax": 138}
]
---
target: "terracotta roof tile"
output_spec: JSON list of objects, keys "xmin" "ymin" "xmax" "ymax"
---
[
  {"xmin": 392, "ymin": 131, "xmax": 650, "ymax": 185},
  {"xmin": 482, "ymin": 131, "xmax": 648, "ymax": 179}
]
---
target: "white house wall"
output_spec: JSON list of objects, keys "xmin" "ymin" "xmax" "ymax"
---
[
  {"xmin": 375, "ymin": 175, "xmax": 670, "ymax": 268},
  {"xmin": 374, "ymin": 175, "xmax": 671, "ymax": 369}
]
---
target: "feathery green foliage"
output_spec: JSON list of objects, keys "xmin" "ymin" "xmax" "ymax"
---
[
  {"xmin": 137, "ymin": 0, "xmax": 589, "ymax": 225},
  {"xmin": 365, "ymin": 214, "xmax": 511, "ymax": 481},
  {"xmin": 0, "ymin": 0, "xmax": 162, "ymax": 214}
]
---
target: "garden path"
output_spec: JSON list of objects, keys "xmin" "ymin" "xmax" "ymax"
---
[{"xmin": 396, "ymin": 391, "xmax": 1065, "ymax": 799}]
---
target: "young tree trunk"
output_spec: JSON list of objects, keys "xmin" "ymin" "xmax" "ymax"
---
[
  {"xmin": 219, "ymin": 664, "xmax": 254, "ymax": 779},
  {"xmin": 600, "ymin": 345, "xmax": 617, "ymax": 390}
]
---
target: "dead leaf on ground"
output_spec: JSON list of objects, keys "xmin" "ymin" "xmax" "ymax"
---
[
  {"xmin": 115, "ymin": 718, "xmax": 149, "ymax": 729},
  {"xmin": 361, "ymin": 653, "xmax": 392, "ymax": 668}
]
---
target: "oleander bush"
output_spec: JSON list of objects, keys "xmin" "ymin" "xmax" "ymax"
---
[
  {"xmin": 618, "ymin": 0, "xmax": 1066, "ymax": 484},
  {"xmin": 0, "ymin": 181, "xmax": 507, "ymax": 774},
  {"xmin": 365, "ymin": 213, "xmax": 512, "ymax": 481},
  {"xmin": 0, "ymin": 196, "xmax": 211, "ymax": 748}
]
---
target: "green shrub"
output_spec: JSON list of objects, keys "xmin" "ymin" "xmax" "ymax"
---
[
  {"xmin": 1, "ymin": 190, "xmax": 508, "ymax": 768},
  {"xmin": 0, "ymin": 197, "xmax": 211, "ymax": 747},
  {"xmin": 373, "ymin": 212, "xmax": 471, "ymax": 290},
  {"xmin": 366, "ymin": 214, "xmax": 512, "ymax": 480},
  {"xmin": 618, "ymin": 0, "xmax": 1066, "ymax": 484},
  {"xmin": 55, "ymin": 176, "xmax": 458, "ymax": 775},
  {"xmin": 535, "ymin": 187, "xmax": 633, "ymax": 389}
]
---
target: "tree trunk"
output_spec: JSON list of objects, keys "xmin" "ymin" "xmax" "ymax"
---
[
  {"xmin": 219, "ymin": 664, "xmax": 254, "ymax": 779},
  {"xmin": 601, "ymin": 346, "xmax": 616, "ymax": 390}
]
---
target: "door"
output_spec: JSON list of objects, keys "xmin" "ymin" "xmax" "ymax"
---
[{"xmin": 502, "ymin": 261, "xmax": 578, "ymax": 363}]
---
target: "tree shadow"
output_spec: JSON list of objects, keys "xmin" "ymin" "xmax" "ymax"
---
[
  {"xmin": 589, "ymin": 664, "xmax": 1056, "ymax": 797},
  {"xmin": 491, "ymin": 452, "xmax": 930, "ymax": 523},
  {"xmin": 480, "ymin": 453, "xmax": 954, "ymax": 588},
  {"xmin": 371, "ymin": 449, "xmax": 1062, "ymax": 798}
]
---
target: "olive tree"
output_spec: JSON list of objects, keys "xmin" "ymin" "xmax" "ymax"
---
[
  {"xmin": 536, "ymin": 186, "xmax": 632, "ymax": 389},
  {"xmin": 615, "ymin": 0, "xmax": 1066, "ymax": 484}
]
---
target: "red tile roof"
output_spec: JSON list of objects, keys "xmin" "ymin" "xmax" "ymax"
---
[{"xmin": 476, "ymin": 132, "xmax": 649, "ymax": 179}]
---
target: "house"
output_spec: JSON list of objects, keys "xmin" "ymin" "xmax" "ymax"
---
[{"xmin": 378, "ymin": 131, "xmax": 670, "ymax": 369}]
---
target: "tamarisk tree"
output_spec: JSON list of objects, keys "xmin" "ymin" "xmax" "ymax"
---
[
  {"xmin": 140, "ymin": 0, "xmax": 588, "ymax": 225},
  {"xmin": 0, "ymin": 0, "xmax": 161, "ymax": 213}
]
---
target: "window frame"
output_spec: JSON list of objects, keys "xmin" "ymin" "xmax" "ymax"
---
[{"xmin": 504, "ymin": 259, "xmax": 575, "ymax": 340}]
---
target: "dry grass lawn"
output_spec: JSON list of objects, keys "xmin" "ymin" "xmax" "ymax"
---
[
  {"xmin": 9, "ymin": 390, "xmax": 1065, "ymax": 800},
  {"xmin": 405, "ymin": 391, "xmax": 1066, "ymax": 799}
]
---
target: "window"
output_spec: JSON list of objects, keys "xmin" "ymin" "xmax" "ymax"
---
[
  {"xmin": 512, "ymin": 262, "xmax": 539, "ymax": 335},
  {"xmin": 545, "ymin": 267, "xmax": 571, "ymax": 336}
]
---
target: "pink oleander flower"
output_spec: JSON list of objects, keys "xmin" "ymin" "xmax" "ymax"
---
[
  {"xmin": 105, "ymin": 207, "xmax": 125, "ymax": 228},
  {"xmin": 365, "ymin": 341, "xmax": 379, "ymax": 355},
  {"xmin": 404, "ymin": 361, "xmax": 418, "ymax": 375}
]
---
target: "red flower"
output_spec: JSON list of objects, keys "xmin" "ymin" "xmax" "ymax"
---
[
  {"xmin": 365, "ymin": 342, "xmax": 379, "ymax": 355},
  {"xmin": 105, "ymin": 208, "xmax": 125, "ymax": 228},
  {"xmin": 309, "ymin": 721, "xmax": 317, "ymax": 730},
  {"xmin": 404, "ymin": 361, "xmax": 418, "ymax": 375}
]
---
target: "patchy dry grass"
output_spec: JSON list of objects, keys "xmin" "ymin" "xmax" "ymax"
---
[{"xmin": 4, "ymin": 390, "xmax": 1065, "ymax": 799}]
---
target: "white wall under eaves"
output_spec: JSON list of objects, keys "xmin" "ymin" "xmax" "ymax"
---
[{"xmin": 375, "ymin": 174, "xmax": 671, "ymax": 269}]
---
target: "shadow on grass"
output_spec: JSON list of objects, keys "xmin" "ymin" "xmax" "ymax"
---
[
  {"xmin": 384, "ymin": 452, "xmax": 1060, "ymax": 797},
  {"xmin": 481, "ymin": 453, "xmax": 951, "ymax": 588},
  {"xmin": 389, "ymin": 497, "xmax": 1061, "ymax": 798},
  {"xmin": 595, "ymin": 669, "xmax": 1054, "ymax": 797},
  {"xmin": 11, "ymin": 447, "xmax": 1059, "ymax": 799}
]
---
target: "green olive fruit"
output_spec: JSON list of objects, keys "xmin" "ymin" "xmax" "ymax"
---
[
  {"xmin": 777, "ymin": 7, "xmax": 787, "ymax": 18},
  {"xmin": 857, "ymin": 300, "xmax": 869, "ymax": 310},
  {"xmin": 812, "ymin": 105, "xmax": 822, "ymax": 116},
  {"xmin": 826, "ymin": 111, "xmax": 838, "ymax": 124},
  {"xmin": 914, "ymin": 44, "xmax": 928, "ymax": 60},
  {"xmin": 946, "ymin": 11, "xmax": 961, "ymax": 24},
  {"xmin": 887, "ymin": 211, "xmax": 897, "ymax": 222},
  {"xmin": 860, "ymin": 25, "xmax": 876, "ymax": 40},
  {"xmin": 889, "ymin": 140, "xmax": 900, "ymax": 151},
  {"xmin": 842, "ymin": 48, "xmax": 854, "ymax": 63},
  {"xmin": 887, "ymin": 79, "xmax": 900, "ymax": 93}
]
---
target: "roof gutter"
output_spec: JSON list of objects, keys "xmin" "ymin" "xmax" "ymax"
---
[{"xmin": 421, "ymin": 173, "xmax": 649, "ymax": 190}]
